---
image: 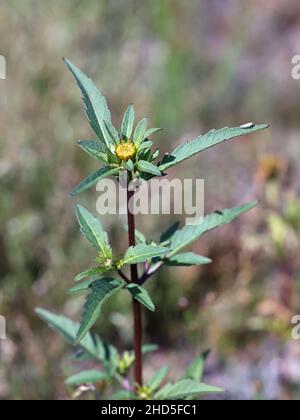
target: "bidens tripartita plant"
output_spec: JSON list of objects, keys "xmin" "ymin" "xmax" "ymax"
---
[{"xmin": 36, "ymin": 58, "xmax": 269, "ymax": 400}]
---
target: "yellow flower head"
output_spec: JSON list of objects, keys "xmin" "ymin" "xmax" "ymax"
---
[{"xmin": 115, "ymin": 140, "xmax": 136, "ymax": 161}]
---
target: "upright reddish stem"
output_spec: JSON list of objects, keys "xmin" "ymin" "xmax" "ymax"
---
[{"xmin": 127, "ymin": 188, "xmax": 143, "ymax": 386}]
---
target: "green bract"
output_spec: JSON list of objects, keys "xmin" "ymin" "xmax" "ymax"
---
[{"xmin": 37, "ymin": 58, "xmax": 269, "ymax": 400}]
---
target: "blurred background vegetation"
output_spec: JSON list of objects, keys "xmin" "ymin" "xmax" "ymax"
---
[{"xmin": 0, "ymin": 0, "xmax": 300, "ymax": 400}]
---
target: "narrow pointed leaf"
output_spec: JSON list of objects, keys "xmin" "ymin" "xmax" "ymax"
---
[
  {"xmin": 133, "ymin": 118, "xmax": 148, "ymax": 145},
  {"xmin": 166, "ymin": 253, "xmax": 212, "ymax": 266},
  {"xmin": 104, "ymin": 120, "xmax": 120, "ymax": 145},
  {"xmin": 77, "ymin": 278, "xmax": 124, "ymax": 342},
  {"xmin": 64, "ymin": 58, "xmax": 112, "ymax": 148},
  {"xmin": 148, "ymin": 366, "xmax": 169, "ymax": 391},
  {"xmin": 75, "ymin": 205, "xmax": 111, "ymax": 257},
  {"xmin": 71, "ymin": 166, "xmax": 119, "ymax": 196},
  {"xmin": 144, "ymin": 128, "xmax": 163, "ymax": 138},
  {"xmin": 68, "ymin": 278, "xmax": 97, "ymax": 294},
  {"xmin": 137, "ymin": 141, "xmax": 153, "ymax": 154},
  {"xmin": 122, "ymin": 159, "xmax": 134, "ymax": 171},
  {"xmin": 170, "ymin": 201, "xmax": 258, "ymax": 256},
  {"xmin": 123, "ymin": 244, "xmax": 170, "ymax": 265},
  {"xmin": 159, "ymin": 124, "xmax": 269, "ymax": 171},
  {"xmin": 142, "ymin": 344, "xmax": 158, "ymax": 354},
  {"xmin": 77, "ymin": 140, "xmax": 109, "ymax": 162},
  {"xmin": 137, "ymin": 160, "xmax": 161, "ymax": 176},
  {"xmin": 35, "ymin": 308, "xmax": 104, "ymax": 360},
  {"xmin": 75, "ymin": 267, "xmax": 107, "ymax": 282},
  {"xmin": 155, "ymin": 379, "xmax": 223, "ymax": 400},
  {"xmin": 127, "ymin": 283, "xmax": 155, "ymax": 312},
  {"xmin": 66, "ymin": 370, "xmax": 107, "ymax": 385},
  {"xmin": 121, "ymin": 104, "xmax": 135, "ymax": 139},
  {"xmin": 185, "ymin": 350, "xmax": 210, "ymax": 382}
]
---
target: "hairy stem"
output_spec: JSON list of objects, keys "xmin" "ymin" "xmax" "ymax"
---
[{"xmin": 127, "ymin": 188, "xmax": 143, "ymax": 386}]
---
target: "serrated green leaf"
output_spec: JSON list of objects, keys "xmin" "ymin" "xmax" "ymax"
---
[
  {"xmin": 166, "ymin": 253, "xmax": 212, "ymax": 266},
  {"xmin": 66, "ymin": 370, "xmax": 107, "ymax": 385},
  {"xmin": 77, "ymin": 278, "xmax": 124, "ymax": 342},
  {"xmin": 133, "ymin": 118, "xmax": 148, "ymax": 145},
  {"xmin": 127, "ymin": 284, "xmax": 155, "ymax": 312},
  {"xmin": 169, "ymin": 201, "xmax": 258, "ymax": 256},
  {"xmin": 104, "ymin": 120, "xmax": 120, "ymax": 145},
  {"xmin": 144, "ymin": 127, "xmax": 163, "ymax": 138},
  {"xmin": 185, "ymin": 350, "xmax": 210, "ymax": 382},
  {"xmin": 159, "ymin": 124, "xmax": 269, "ymax": 172},
  {"xmin": 76, "ymin": 205, "xmax": 112, "ymax": 258},
  {"xmin": 77, "ymin": 140, "xmax": 110, "ymax": 162},
  {"xmin": 121, "ymin": 104, "xmax": 135, "ymax": 139},
  {"xmin": 137, "ymin": 160, "xmax": 161, "ymax": 176},
  {"xmin": 63, "ymin": 58, "xmax": 112, "ymax": 149},
  {"xmin": 155, "ymin": 379, "xmax": 223, "ymax": 400},
  {"xmin": 71, "ymin": 166, "xmax": 119, "ymax": 196},
  {"xmin": 35, "ymin": 308, "xmax": 105, "ymax": 361},
  {"xmin": 148, "ymin": 366, "xmax": 168, "ymax": 391},
  {"xmin": 123, "ymin": 244, "xmax": 170, "ymax": 265}
]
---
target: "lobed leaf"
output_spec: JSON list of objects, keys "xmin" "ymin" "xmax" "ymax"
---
[
  {"xmin": 76, "ymin": 278, "xmax": 124, "ymax": 342},
  {"xmin": 169, "ymin": 201, "xmax": 258, "ymax": 256},
  {"xmin": 159, "ymin": 124, "xmax": 269, "ymax": 172}
]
